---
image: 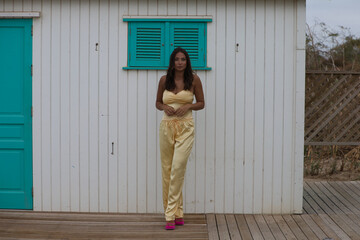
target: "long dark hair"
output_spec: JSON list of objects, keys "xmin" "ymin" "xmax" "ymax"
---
[{"xmin": 165, "ymin": 47, "xmax": 194, "ymax": 91}]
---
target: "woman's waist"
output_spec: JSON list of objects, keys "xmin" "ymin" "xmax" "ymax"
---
[
  {"xmin": 163, "ymin": 102, "xmax": 191, "ymax": 109},
  {"xmin": 162, "ymin": 111, "xmax": 193, "ymax": 121}
]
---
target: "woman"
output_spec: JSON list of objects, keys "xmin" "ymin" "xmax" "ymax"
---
[{"xmin": 156, "ymin": 47, "xmax": 205, "ymax": 230}]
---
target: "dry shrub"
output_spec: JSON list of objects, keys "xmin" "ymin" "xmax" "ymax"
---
[{"xmin": 304, "ymin": 145, "xmax": 360, "ymax": 180}]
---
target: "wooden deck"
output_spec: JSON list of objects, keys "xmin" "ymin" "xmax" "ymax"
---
[
  {"xmin": 208, "ymin": 181, "xmax": 360, "ymax": 240},
  {"xmin": 0, "ymin": 181, "xmax": 360, "ymax": 239}
]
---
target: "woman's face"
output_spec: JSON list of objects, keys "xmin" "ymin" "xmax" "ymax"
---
[{"xmin": 174, "ymin": 52, "xmax": 187, "ymax": 72}]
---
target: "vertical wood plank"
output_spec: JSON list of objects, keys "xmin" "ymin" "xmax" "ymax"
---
[
  {"xmin": 127, "ymin": 76, "xmax": 138, "ymax": 206},
  {"xmin": 4, "ymin": 0, "xmax": 13, "ymax": 10},
  {"xmin": 156, "ymin": 71, "xmax": 165, "ymax": 213},
  {"xmin": 23, "ymin": 0, "xmax": 32, "ymax": 11},
  {"xmin": 253, "ymin": 0, "xmax": 265, "ymax": 214},
  {"xmin": 224, "ymin": 0, "xmax": 235, "ymax": 214},
  {"xmin": 282, "ymin": 0, "xmax": 295, "ymax": 214},
  {"xmin": 296, "ymin": 0, "xmax": 306, "ymax": 50},
  {"xmin": 197, "ymin": 0, "xmax": 206, "ymax": 15},
  {"xmin": 147, "ymin": 70, "xmax": 158, "ymax": 213},
  {"xmin": 146, "ymin": 0, "xmax": 158, "ymax": 213},
  {"xmin": 89, "ymin": 0, "xmax": 100, "ymax": 212},
  {"xmin": 70, "ymin": 0, "xmax": 81, "ymax": 212},
  {"xmin": 128, "ymin": 0, "xmax": 137, "ymax": 14},
  {"xmin": 127, "ymin": 0, "xmax": 138, "ymax": 213},
  {"xmin": 118, "ymin": 0, "xmax": 129, "ymax": 212},
  {"xmin": 234, "ymin": 0, "xmax": 246, "ymax": 214},
  {"xmin": 138, "ymin": 0, "xmax": 147, "ymax": 14},
  {"xmin": 293, "ymin": 0, "xmax": 306, "ymax": 213},
  {"xmin": 167, "ymin": 0, "xmax": 176, "ymax": 15},
  {"xmin": 272, "ymin": 0, "xmax": 285, "ymax": 213},
  {"xmin": 243, "ymin": 0, "xmax": 256, "ymax": 214},
  {"xmin": 13, "ymin": 0, "xmax": 22, "ymax": 11},
  {"xmin": 137, "ymin": 70, "xmax": 148, "ymax": 213},
  {"xmin": 195, "ymin": 71, "xmax": 206, "ymax": 213},
  {"xmin": 148, "ymin": 0, "xmax": 157, "ymax": 15},
  {"xmin": 32, "ymin": 0, "xmax": 42, "ymax": 211},
  {"xmin": 214, "ymin": 0, "xmax": 226, "ymax": 213},
  {"xmin": 108, "ymin": 0, "xmax": 119, "ymax": 213},
  {"xmin": 157, "ymin": 0, "xmax": 167, "ymax": 15},
  {"xmin": 99, "ymin": 0, "xmax": 109, "ymax": 212},
  {"xmin": 79, "ymin": 0, "xmax": 91, "ymax": 212},
  {"xmin": 187, "ymin": 0, "xmax": 196, "ymax": 15},
  {"xmin": 50, "ymin": 0, "xmax": 62, "ymax": 211},
  {"xmin": 262, "ymin": 0, "xmax": 275, "ymax": 214},
  {"xmin": 177, "ymin": 0, "xmax": 186, "ymax": 15},
  {"xmin": 205, "ymin": 0, "xmax": 216, "ymax": 213}
]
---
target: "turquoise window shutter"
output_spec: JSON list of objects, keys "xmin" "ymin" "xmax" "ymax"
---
[
  {"xmin": 129, "ymin": 22, "xmax": 165, "ymax": 67},
  {"xmin": 169, "ymin": 22, "xmax": 206, "ymax": 68},
  {"xmin": 126, "ymin": 20, "xmax": 209, "ymax": 69}
]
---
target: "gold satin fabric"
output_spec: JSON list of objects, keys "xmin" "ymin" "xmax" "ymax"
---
[{"xmin": 159, "ymin": 90, "xmax": 195, "ymax": 221}]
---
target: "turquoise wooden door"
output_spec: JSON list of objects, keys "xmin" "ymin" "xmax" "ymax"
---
[{"xmin": 0, "ymin": 19, "xmax": 33, "ymax": 209}]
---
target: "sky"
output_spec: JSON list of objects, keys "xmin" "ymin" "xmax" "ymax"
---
[{"xmin": 306, "ymin": 0, "xmax": 360, "ymax": 37}]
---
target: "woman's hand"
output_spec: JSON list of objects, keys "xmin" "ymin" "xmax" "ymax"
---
[
  {"xmin": 175, "ymin": 104, "xmax": 191, "ymax": 117},
  {"xmin": 163, "ymin": 104, "xmax": 176, "ymax": 116}
]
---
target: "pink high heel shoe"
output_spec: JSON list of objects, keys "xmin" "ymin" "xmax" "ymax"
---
[
  {"xmin": 165, "ymin": 221, "xmax": 175, "ymax": 230},
  {"xmin": 175, "ymin": 218, "xmax": 184, "ymax": 225}
]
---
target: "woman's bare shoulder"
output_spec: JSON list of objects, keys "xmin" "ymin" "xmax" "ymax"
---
[
  {"xmin": 193, "ymin": 74, "xmax": 201, "ymax": 85},
  {"xmin": 159, "ymin": 75, "xmax": 166, "ymax": 85}
]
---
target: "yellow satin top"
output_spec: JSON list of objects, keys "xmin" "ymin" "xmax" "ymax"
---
[{"xmin": 162, "ymin": 89, "xmax": 194, "ymax": 120}]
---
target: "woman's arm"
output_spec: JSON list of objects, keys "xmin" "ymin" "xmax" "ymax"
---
[
  {"xmin": 175, "ymin": 75, "xmax": 205, "ymax": 116},
  {"xmin": 190, "ymin": 74, "xmax": 205, "ymax": 110},
  {"xmin": 156, "ymin": 76, "xmax": 176, "ymax": 116}
]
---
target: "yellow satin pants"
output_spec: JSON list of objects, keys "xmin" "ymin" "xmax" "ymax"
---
[{"xmin": 159, "ymin": 118, "xmax": 194, "ymax": 221}]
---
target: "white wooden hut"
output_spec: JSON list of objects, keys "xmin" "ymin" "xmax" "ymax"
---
[{"xmin": 0, "ymin": 0, "xmax": 305, "ymax": 214}]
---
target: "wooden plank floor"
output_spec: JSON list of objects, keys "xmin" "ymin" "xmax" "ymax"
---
[
  {"xmin": 0, "ymin": 212, "xmax": 208, "ymax": 240},
  {"xmin": 1, "ymin": 181, "xmax": 360, "ymax": 239},
  {"xmin": 208, "ymin": 181, "xmax": 360, "ymax": 240}
]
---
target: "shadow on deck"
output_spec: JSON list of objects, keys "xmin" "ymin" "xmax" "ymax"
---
[{"xmin": 0, "ymin": 181, "xmax": 359, "ymax": 239}]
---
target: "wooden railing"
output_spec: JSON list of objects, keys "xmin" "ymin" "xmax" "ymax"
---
[{"xmin": 305, "ymin": 71, "xmax": 360, "ymax": 146}]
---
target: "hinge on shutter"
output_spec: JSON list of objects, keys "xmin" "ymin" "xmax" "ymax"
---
[
  {"xmin": 31, "ymin": 25, "xmax": 33, "ymax": 36},
  {"xmin": 31, "ymin": 106, "xmax": 33, "ymax": 117},
  {"xmin": 31, "ymin": 65, "xmax": 33, "ymax": 76},
  {"xmin": 32, "ymin": 187, "xmax": 33, "ymax": 197}
]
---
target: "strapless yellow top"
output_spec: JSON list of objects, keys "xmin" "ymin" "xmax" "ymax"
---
[{"xmin": 162, "ymin": 89, "xmax": 194, "ymax": 120}]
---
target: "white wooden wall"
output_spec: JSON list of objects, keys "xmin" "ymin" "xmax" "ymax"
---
[{"xmin": 0, "ymin": 0, "xmax": 305, "ymax": 214}]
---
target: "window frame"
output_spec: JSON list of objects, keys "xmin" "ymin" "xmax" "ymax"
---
[{"xmin": 123, "ymin": 17, "xmax": 212, "ymax": 70}]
